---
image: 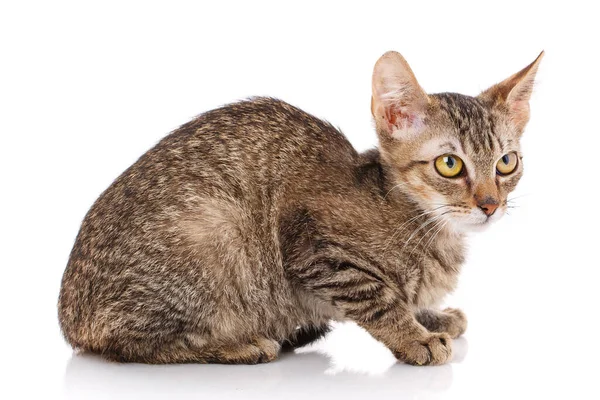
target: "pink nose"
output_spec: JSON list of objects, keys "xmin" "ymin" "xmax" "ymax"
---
[{"xmin": 478, "ymin": 202, "xmax": 499, "ymax": 217}]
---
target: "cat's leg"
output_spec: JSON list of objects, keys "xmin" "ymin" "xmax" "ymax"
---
[
  {"xmin": 415, "ymin": 308, "xmax": 467, "ymax": 339},
  {"xmin": 281, "ymin": 323, "xmax": 331, "ymax": 350},
  {"xmin": 287, "ymin": 260, "xmax": 452, "ymax": 366},
  {"xmin": 360, "ymin": 303, "xmax": 452, "ymax": 366},
  {"xmin": 99, "ymin": 335, "xmax": 280, "ymax": 364}
]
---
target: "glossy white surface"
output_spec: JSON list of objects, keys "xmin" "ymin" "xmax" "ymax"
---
[{"xmin": 2, "ymin": 1, "xmax": 599, "ymax": 399}]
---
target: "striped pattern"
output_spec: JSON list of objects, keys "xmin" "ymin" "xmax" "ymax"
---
[{"xmin": 435, "ymin": 92, "xmax": 502, "ymax": 154}]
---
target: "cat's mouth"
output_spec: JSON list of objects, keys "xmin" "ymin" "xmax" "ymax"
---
[{"xmin": 450, "ymin": 206, "xmax": 504, "ymax": 232}]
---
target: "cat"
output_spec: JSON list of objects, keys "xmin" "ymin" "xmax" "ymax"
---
[{"xmin": 58, "ymin": 50, "xmax": 543, "ymax": 365}]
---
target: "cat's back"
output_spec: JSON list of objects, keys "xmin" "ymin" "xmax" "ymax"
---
[
  {"xmin": 102, "ymin": 98, "xmax": 355, "ymax": 202},
  {"xmin": 159, "ymin": 97, "xmax": 355, "ymax": 169}
]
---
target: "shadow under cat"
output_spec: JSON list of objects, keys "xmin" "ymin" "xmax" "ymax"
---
[{"xmin": 64, "ymin": 328, "xmax": 468, "ymax": 400}]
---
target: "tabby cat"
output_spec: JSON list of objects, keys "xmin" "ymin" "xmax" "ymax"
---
[{"xmin": 58, "ymin": 50, "xmax": 542, "ymax": 365}]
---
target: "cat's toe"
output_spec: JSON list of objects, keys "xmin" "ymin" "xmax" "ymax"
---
[{"xmin": 395, "ymin": 332, "xmax": 453, "ymax": 366}]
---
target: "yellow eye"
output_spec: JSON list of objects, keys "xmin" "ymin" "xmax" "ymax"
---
[
  {"xmin": 496, "ymin": 152, "xmax": 518, "ymax": 175},
  {"xmin": 435, "ymin": 154, "xmax": 464, "ymax": 178}
]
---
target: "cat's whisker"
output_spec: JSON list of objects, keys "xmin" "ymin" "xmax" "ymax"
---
[
  {"xmin": 383, "ymin": 182, "xmax": 412, "ymax": 200},
  {"xmin": 506, "ymin": 193, "xmax": 530, "ymax": 209},
  {"xmin": 507, "ymin": 193, "xmax": 531, "ymax": 202},
  {"xmin": 407, "ymin": 212, "xmax": 452, "ymax": 258},
  {"xmin": 407, "ymin": 220, "xmax": 444, "ymax": 257},
  {"xmin": 402, "ymin": 211, "xmax": 450, "ymax": 250},
  {"xmin": 420, "ymin": 219, "xmax": 450, "ymax": 260},
  {"xmin": 382, "ymin": 205, "xmax": 449, "ymax": 254}
]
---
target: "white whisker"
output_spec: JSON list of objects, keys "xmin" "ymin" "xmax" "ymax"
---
[
  {"xmin": 421, "ymin": 219, "xmax": 449, "ymax": 258},
  {"xmin": 402, "ymin": 211, "xmax": 448, "ymax": 250},
  {"xmin": 383, "ymin": 182, "xmax": 412, "ymax": 200},
  {"xmin": 407, "ymin": 212, "xmax": 451, "ymax": 258},
  {"xmin": 382, "ymin": 205, "xmax": 449, "ymax": 254}
]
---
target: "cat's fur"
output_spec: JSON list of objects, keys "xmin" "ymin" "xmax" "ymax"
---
[{"xmin": 58, "ymin": 51, "xmax": 542, "ymax": 365}]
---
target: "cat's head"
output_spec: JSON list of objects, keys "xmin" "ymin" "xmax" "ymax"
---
[{"xmin": 371, "ymin": 51, "xmax": 543, "ymax": 232}]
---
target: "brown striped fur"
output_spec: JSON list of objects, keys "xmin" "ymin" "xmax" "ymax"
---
[{"xmin": 58, "ymin": 51, "xmax": 542, "ymax": 365}]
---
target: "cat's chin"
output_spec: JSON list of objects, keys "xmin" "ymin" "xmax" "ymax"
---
[
  {"xmin": 452, "ymin": 214, "xmax": 502, "ymax": 233},
  {"xmin": 463, "ymin": 221, "xmax": 492, "ymax": 233},
  {"xmin": 446, "ymin": 221, "xmax": 487, "ymax": 235}
]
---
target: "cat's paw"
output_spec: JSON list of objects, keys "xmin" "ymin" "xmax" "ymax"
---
[
  {"xmin": 212, "ymin": 338, "xmax": 280, "ymax": 364},
  {"xmin": 254, "ymin": 338, "xmax": 281, "ymax": 363},
  {"xmin": 394, "ymin": 332, "xmax": 453, "ymax": 366},
  {"xmin": 415, "ymin": 307, "xmax": 468, "ymax": 339},
  {"xmin": 443, "ymin": 307, "xmax": 467, "ymax": 339}
]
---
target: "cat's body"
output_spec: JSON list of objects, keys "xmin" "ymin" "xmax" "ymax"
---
[{"xmin": 59, "ymin": 51, "xmax": 542, "ymax": 365}]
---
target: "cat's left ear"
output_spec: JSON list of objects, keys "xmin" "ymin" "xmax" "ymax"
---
[
  {"xmin": 371, "ymin": 51, "xmax": 430, "ymax": 139},
  {"xmin": 478, "ymin": 51, "xmax": 544, "ymax": 131}
]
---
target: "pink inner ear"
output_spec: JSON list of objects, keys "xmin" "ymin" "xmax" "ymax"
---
[
  {"xmin": 385, "ymin": 105, "xmax": 399, "ymax": 126},
  {"xmin": 384, "ymin": 104, "xmax": 423, "ymax": 136}
]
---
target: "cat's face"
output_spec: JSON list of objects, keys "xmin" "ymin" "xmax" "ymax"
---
[
  {"xmin": 371, "ymin": 51, "xmax": 542, "ymax": 233},
  {"xmin": 382, "ymin": 93, "xmax": 524, "ymax": 232}
]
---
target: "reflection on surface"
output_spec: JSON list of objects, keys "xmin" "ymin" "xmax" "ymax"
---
[{"xmin": 64, "ymin": 324, "xmax": 468, "ymax": 400}]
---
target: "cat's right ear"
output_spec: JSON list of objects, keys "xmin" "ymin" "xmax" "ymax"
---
[
  {"xmin": 478, "ymin": 51, "xmax": 544, "ymax": 132},
  {"xmin": 371, "ymin": 51, "xmax": 430, "ymax": 139}
]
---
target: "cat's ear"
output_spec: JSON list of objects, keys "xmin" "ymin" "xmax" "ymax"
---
[
  {"xmin": 478, "ymin": 51, "xmax": 544, "ymax": 131},
  {"xmin": 371, "ymin": 51, "xmax": 430, "ymax": 139}
]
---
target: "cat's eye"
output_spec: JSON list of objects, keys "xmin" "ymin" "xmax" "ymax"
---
[
  {"xmin": 434, "ymin": 154, "xmax": 464, "ymax": 178},
  {"xmin": 496, "ymin": 152, "xmax": 518, "ymax": 175}
]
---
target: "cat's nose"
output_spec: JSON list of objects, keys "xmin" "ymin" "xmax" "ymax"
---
[{"xmin": 477, "ymin": 200, "xmax": 499, "ymax": 217}]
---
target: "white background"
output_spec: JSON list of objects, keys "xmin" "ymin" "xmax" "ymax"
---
[{"xmin": 1, "ymin": 1, "xmax": 599, "ymax": 399}]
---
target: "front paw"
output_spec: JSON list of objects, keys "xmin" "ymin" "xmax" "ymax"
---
[
  {"xmin": 415, "ymin": 307, "xmax": 467, "ymax": 339},
  {"xmin": 443, "ymin": 308, "xmax": 467, "ymax": 339},
  {"xmin": 393, "ymin": 332, "xmax": 452, "ymax": 366}
]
